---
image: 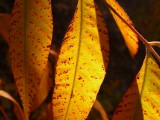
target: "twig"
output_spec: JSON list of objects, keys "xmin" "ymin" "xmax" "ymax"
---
[{"xmin": 100, "ymin": 0, "xmax": 160, "ymax": 62}]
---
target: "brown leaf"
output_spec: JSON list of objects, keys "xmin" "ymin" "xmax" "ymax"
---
[{"xmin": 0, "ymin": 14, "xmax": 10, "ymax": 43}]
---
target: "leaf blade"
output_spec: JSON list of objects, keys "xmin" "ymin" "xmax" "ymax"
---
[
  {"xmin": 9, "ymin": 0, "xmax": 53, "ymax": 119},
  {"xmin": 52, "ymin": 0, "xmax": 109, "ymax": 119},
  {"xmin": 112, "ymin": 51, "xmax": 160, "ymax": 120},
  {"xmin": 0, "ymin": 13, "xmax": 10, "ymax": 43},
  {"xmin": 31, "ymin": 61, "xmax": 53, "ymax": 112},
  {"xmin": 106, "ymin": 0, "xmax": 138, "ymax": 58}
]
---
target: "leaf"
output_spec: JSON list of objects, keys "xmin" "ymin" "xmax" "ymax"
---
[
  {"xmin": 0, "ymin": 14, "xmax": 10, "ymax": 43},
  {"xmin": 93, "ymin": 100, "xmax": 109, "ymax": 120},
  {"xmin": 9, "ymin": 0, "xmax": 53, "ymax": 119},
  {"xmin": 14, "ymin": 105, "xmax": 25, "ymax": 120},
  {"xmin": 47, "ymin": 102, "xmax": 54, "ymax": 120},
  {"xmin": 31, "ymin": 61, "xmax": 53, "ymax": 112},
  {"xmin": 106, "ymin": 0, "xmax": 138, "ymax": 58},
  {"xmin": 0, "ymin": 90, "xmax": 25, "ymax": 120},
  {"xmin": 52, "ymin": 0, "xmax": 109, "ymax": 120},
  {"xmin": 31, "ymin": 45, "xmax": 58, "ymax": 111},
  {"xmin": 112, "ymin": 51, "xmax": 160, "ymax": 120}
]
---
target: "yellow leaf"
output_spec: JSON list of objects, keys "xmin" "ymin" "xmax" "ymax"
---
[
  {"xmin": 31, "ymin": 62, "xmax": 53, "ymax": 112},
  {"xmin": 52, "ymin": 0, "xmax": 109, "ymax": 119},
  {"xmin": 9, "ymin": 0, "xmax": 53, "ymax": 119},
  {"xmin": 0, "ymin": 14, "xmax": 10, "ymax": 43},
  {"xmin": 106, "ymin": 0, "xmax": 138, "ymax": 58},
  {"xmin": 112, "ymin": 51, "xmax": 160, "ymax": 120},
  {"xmin": 0, "ymin": 90, "xmax": 25, "ymax": 120},
  {"xmin": 31, "ymin": 45, "xmax": 58, "ymax": 111}
]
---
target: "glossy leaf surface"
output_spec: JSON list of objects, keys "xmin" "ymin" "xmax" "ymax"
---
[
  {"xmin": 9, "ymin": 0, "xmax": 53, "ymax": 119},
  {"xmin": 52, "ymin": 0, "xmax": 109, "ymax": 120},
  {"xmin": 106, "ymin": 0, "xmax": 138, "ymax": 58},
  {"xmin": 113, "ymin": 51, "xmax": 160, "ymax": 120}
]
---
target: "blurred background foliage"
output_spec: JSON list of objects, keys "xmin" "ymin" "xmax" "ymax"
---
[{"xmin": 0, "ymin": 0, "xmax": 159, "ymax": 119}]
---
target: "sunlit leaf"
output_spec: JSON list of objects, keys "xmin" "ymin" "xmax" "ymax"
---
[
  {"xmin": 112, "ymin": 51, "xmax": 160, "ymax": 120},
  {"xmin": 106, "ymin": 0, "xmax": 138, "ymax": 58},
  {"xmin": 31, "ymin": 45, "xmax": 58, "ymax": 111},
  {"xmin": 31, "ymin": 62, "xmax": 53, "ymax": 112},
  {"xmin": 9, "ymin": 0, "xmax": 53, "ymax": 119},
  {"xmin": 0, "ymin": 90, "xmax": 25, "ymax": 120},
  {"xmin": 0, "ymin": 14, "xmax": 10, "ymax": 43},
  {"xmin": 52, "ymin": 0, "xmax": 109, "ymax": 119}
]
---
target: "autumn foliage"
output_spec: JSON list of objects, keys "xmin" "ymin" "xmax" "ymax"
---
[{"xmin": 0, "ymin": 0, "xmax": 160, "ymax": 120}]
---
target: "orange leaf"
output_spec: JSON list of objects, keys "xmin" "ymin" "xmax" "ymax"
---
[
  {"xmin": 106, "ymin": 0, "xmax": 138, "ymax": 58},
  {"xmin": 52, "ymin": 0, "xmax": 109, "ymax": 119},
  {"xmin": 112, "ymin": 51, "xmax": 160, "ymax": 120},
  {"xmin": 31, "ymin": 62, "xmax": 53, "ymax": 112},
  {"xmin": 9, "ymin": 0, "xmax": 53, "ymax": 119},
  {"xmin": 0, "ymin": 14, "xmax": 10, "ymax": 43},
  {"xmin": 47, "ymin": 102, "xmax": 54, "ymax": 120}
]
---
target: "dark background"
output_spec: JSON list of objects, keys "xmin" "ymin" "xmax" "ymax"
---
[{"xmin": 0, "ymin": 0, "xmax": 160, "ymax": 119}]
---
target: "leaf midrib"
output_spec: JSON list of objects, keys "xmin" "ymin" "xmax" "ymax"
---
[
  {"xmin": 23, "ymin": 0, "xmax": 28, "ymax": 117},
  {"xmin": 64, "ymin": 0, "xmax": 83, "ymax": 119}
]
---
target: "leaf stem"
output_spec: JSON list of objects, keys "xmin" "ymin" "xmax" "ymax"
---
[
  {"xmin": 100, "ymin": 0, "xmax": 160, "ymax": 62},
  {"xmin": 148, "ymin": 41, "xmax": 160, "ymax": 48}
]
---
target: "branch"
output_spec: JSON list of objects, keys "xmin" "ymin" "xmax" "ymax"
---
[{"xmin": 100, "ymin": 0, "xmax": 160, "ymax": 62}]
